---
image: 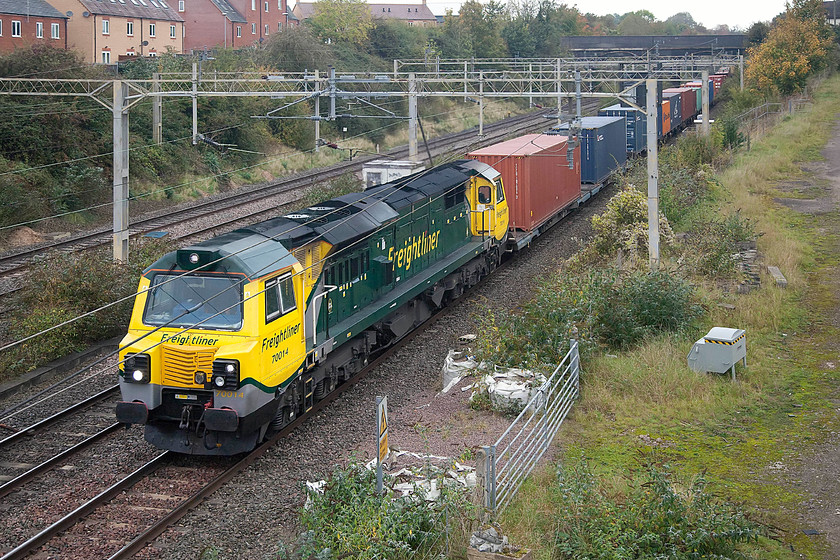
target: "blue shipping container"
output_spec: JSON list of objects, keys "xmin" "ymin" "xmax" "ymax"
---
[
  {"xmin": 598, "ymin": 104, "xmax": 647, "ymax": 154},
  {"xmin": 549, "ymin": 116, "xmax": 627, "ymax": 184},
  {"xmin": 663, "ymin": 92, "xmax": 682, "ymax": 129}
]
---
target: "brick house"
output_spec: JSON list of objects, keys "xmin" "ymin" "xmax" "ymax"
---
[
  {"xmin": 293, "ymin": 0, "xmax": 438, "ymax": 27},
  {"xmin": 48, "ymin": 0, "xmax": 184, "ymax": 62},
  {"xmin": 180, "ymin": 0, "xmax": 296, "ymax": 52},
  {"xmin": 0, "ymin": 0, "xmax": 68, "ymax": 53}
]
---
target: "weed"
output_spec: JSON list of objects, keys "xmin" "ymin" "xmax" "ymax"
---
[{"xmin": 552, "ymin": 458, "xmax": 760, "ymax": 559}]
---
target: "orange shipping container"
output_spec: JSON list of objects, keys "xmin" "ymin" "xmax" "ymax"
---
[
  {"xmin": 468, "ymin": 134, "xmax": 581, "ymax": 233},
  {"xmin": 662, "ymin": 99, "xmax": 671, "ymax": 135}
]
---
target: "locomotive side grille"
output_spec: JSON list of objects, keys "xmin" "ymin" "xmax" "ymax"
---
[{"xmin": 161, "ymin": 344, "xmax": 217, "ymax": 387}]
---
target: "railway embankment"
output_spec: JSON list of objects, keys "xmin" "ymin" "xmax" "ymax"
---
[{"xmin": 490, "ymin": 74, "xmax": 840, "ymax": 559}]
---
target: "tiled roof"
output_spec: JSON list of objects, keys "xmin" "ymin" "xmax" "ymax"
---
[
  {"xmin": 75, "ymin": 0, "xmax": 184, "ymax": 22},
  {"xmin": 0, "ymin": 0, "xmax": 67, "ymax": 18},
  {"xmin": 293, "ymin": 2, "xmax": 436, "ymax": 21},
  {"xmin": 369, "ymin": 3, "xmax": 436, "ymax": 20},
  {"xmin": 209, "ymin": 0, "xmax": 245, "ymax": 23}
]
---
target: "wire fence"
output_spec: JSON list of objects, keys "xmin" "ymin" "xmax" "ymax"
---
[{"xmin": 478, "ymin": 338, "xmax": 580, "ymax": 515}]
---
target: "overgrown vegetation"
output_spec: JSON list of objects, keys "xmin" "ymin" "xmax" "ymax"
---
[
  {"xmin": 552, "ymin": 458, "xmax": 760, "ymax": 559},
  {"xmin": 0, "ymin": 238, "xmax": 173, "ymax": 380},
  {"xmin": 282, "ymin": 464, "xmax": 470, "ymax": 560}
]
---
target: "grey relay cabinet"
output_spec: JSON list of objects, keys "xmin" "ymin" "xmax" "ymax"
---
[{"xmin": 687, "ymin": 327, "xmax": 746, "ymax": 381}]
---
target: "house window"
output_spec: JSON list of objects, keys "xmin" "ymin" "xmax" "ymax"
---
[
  {"xmin": 264, "ymin": 1, "xmax": 268, "ymax": 11},
  {"xmin": 0, "ymin": 20, "xmax": 3, "ymax": 36},
  {"xmin": 178, "ymin": 0, "xmax": 184, "ymax": 10},
  {"xmin": 149, "ymin": 23, "xmax": 155, "ymax": 36},
  {"xmin": 251, "ymin": 0, "xmax": 255, "ymax": 10},
  {"xmin": 36, "ymin": 22, "xmax": 43, "ymax": 38},
  {"xmin": 102, "ymin": 19, "xmax": 109, "ymax": 34},
  {"xmin": 11, "ymin": 20, "xmax": 21, "ymax": 37},
  {"xmin": 102, "ymin": 51, "xmax": 111, "ymax": 63},
  {"xmin": 126, "ymin": 21, "xmax": 134, "ymax": 35},
  {"xmin": 51, "ymin": 23, "xmax": 59, "ymax": 38},
  {"xmin": 264, "ymin": 24, "xmax": 268, "ymax": 34},
  {"xmin": 251, "ymin": 22, "xmax": 256, "ymax": 34},
  {"xmin": 277, "ymin": 21, "xmax": 281, "ymax": 31},
  {"xmin": 169, "ymin": 24, "xmax": 176, "ymax": 37},
  {"xmin": 236, "ymin": 25, "xmax": 241, "ymax": 37},
  {"xmin": 277, "ymin": 0, "xmax": 281, "ymax": 8}
]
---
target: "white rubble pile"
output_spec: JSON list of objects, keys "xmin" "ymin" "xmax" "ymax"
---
[
  {"xmin": 305, "ymin": 449, "xmax": 476, "ymax": 504},
  {"xmin": 441, "ymin": 344, "xmax": 547, "ymax": 410}
]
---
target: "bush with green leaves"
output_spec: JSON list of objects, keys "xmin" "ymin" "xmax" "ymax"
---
[
  {"xmin": 553, "ymin": 459, "xmax": 760, "ymax": 559},
  {"xmin": 0, "ymin": 238, "xmax": 173, "ymax": 380},
  {"xmin": 474, "ymin": 268, "xmax": 702, "ymax": 368},
  {"xmin": 290, "ymin": 463, "xmax": 463, "ymax": 560}
]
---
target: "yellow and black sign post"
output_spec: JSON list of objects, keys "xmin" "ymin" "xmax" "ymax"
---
[{"xmin": 376, "ymin": 395, "xmax": 388, "ymax": 494}]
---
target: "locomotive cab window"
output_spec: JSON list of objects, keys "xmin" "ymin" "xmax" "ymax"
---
[
  {"xmin": 265, "ymin": 274, "xmax": 296, "ymax": 323},
  {"xmin": 478, "ymin": 185, "xmax": 492, "ymax": 204},
  {"xmin": 495, "ymin": 178, "xmax": 505, "ymax": 202},
  {"xmin": 143, "ymin": 274, "xmax": 243, "ymax": 331}
]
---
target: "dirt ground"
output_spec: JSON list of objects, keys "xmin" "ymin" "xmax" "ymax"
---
[{"xmin": 774, "ymin": 119, "xmax": 840, "ymax": 558}]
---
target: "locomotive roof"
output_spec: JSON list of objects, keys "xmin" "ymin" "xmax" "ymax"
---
[{"xmin": 145, "ymin": 160, "xmax": 493, "ymax": 278}]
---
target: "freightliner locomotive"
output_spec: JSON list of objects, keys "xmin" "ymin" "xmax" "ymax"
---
[{"xmin": 116, "ymin": 160, "xmax": 509, "ymax": 454}]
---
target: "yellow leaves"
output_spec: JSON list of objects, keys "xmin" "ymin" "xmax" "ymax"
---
[{"xmin": 745, "ymin": 0, "xmax": 833, "ymax": 94}]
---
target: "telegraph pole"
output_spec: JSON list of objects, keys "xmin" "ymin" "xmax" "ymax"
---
[
  {"xmin": 112, "ymin": 81, "xmax": 130, "ymax": 263},
  {"xmin": 646, "ymin": 78, "xmax": 659, "ymax": 270}
]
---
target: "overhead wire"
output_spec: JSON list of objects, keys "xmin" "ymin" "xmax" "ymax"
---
[
  {"xmin": 0, "ymin": 107, "xmax": 548, "ymax": 424},
  {"xmin": 0, "ymin": 100, "xmax": 479, "ymax": 231}
]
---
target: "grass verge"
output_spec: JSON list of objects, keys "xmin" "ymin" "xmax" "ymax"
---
[{"xmin": 498, "ymin": 75, "xmax": 840, "ymax": 560}]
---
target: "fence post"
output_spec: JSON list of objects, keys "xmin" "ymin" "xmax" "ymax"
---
[{"xmin": 570, "ymin": 328, "xmax": 579, "ymax": 398}]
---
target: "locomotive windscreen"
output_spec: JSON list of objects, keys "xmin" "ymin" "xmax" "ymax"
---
[{"xmin": 143, "ymin": 274, "xmax": 244, "ymax": 331}]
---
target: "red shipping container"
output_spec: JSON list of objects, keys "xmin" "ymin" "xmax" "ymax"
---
[
  {"xmin": 663, "ymin": 87, "xmax": 696, "ymax": 123},
  {"xmin": 468, "ymin": 134, "xmax": 581, "ymax": 233},
  {"xmin": 710, "ymin": 74, "xmax": 725, "ymax": 92}
]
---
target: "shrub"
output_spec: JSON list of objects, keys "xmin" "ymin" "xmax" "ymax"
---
[
  {"xmin": 473, "ymin": 268, "xmax": 701, "ymax": 368},
  {"xmin": 686, "ymin": 211, "xmax": 757, "ymax": 278},
  {"xmin": 0, "ymin": 238, "xmax": 173, "ymax": 380},
  {"xmin": 292, "ymin": 463, "xmax": 461, "ymax": 560},
  {"xmin": 553, "ymin": 459, "xmax": 760, "ymax": 559},
  {"xmin": 578, "ymin": 185, "xmax": 674, "ymax": 268}
]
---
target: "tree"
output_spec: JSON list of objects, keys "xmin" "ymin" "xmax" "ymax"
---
[
  {"xmin": 745, "ymin": 0, "xmax": 834, "ymax": 94},
  {"xmin": 457, "ymin": 0, "xmax": 508, "ymax": 57},
  {"xmin": 306, "ymin": 0, "xmax": 373, "ymax": 46},
  {"xmin": 616, "ymin": 11, "xmax": 658, "ymax": 35},
  {"xmin": 746, "ymin": 21, "xmax": 770, "ymax": 45}
]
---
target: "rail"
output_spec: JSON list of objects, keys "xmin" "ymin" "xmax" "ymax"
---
[{"xmin": 478, "ymin": 337, "xmax": 580, "ymax": 514}]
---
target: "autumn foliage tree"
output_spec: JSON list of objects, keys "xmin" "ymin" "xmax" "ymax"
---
[{"xmin": 745, "ymin": 0, "xmax": 835, "ymax": 94}]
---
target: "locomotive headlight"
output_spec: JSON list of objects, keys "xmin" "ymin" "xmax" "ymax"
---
[
  {"xmin": 123, "ymin": 353, "xmax": 151, "ymax": 384},
  {"xmin": 189, "ymin": 252, "xmax": 200, "ymax": 264},
  {"xmin": 210, "ymin": 359, "xmax": 240, "ymax": 390}
]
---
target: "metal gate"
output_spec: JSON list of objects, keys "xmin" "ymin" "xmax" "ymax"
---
[{"xmin": 479, "ymin": 338, "xmax": 580, "ymax": 514}]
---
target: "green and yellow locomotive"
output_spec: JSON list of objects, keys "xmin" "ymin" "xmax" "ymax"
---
[{"xmin": 116, "ymin": 160, "xmax": 509, "ymax": 454}]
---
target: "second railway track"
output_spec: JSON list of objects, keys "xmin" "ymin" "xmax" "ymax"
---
[{"xmin": 0, "ymin": 109, "xmax": 564, "ymax": 282}]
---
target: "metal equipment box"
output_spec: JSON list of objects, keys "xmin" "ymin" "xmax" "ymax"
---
[
  {"xmin": 468, "ymin": 134, "xmax": 581, "ymax": 232},
  {"xmin": 687, "ymin": 327, "xmax": 746, "ymax": 380},
  {"xmin": 362, "ymin": 160, "xmax": 426, "ymax": 189}
]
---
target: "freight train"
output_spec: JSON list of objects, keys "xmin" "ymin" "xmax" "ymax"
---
[{"xmin": 115, "ymin": 73, "xmax": 727, "ymax": 455}]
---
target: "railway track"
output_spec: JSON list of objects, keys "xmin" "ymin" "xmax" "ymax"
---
[
  {"xmin": 0, "ymin": 110, "xmax": 557, "ymax": 281},
  {"xmin": 0, "ymin": 240, "xmax": 524, "ymax": 559}
]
